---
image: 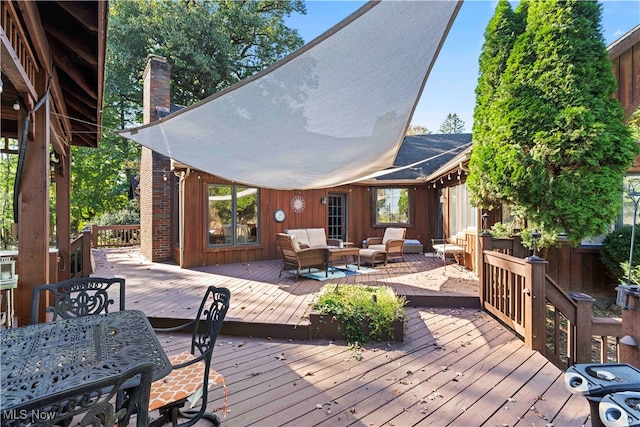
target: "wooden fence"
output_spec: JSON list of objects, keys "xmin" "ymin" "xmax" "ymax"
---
[
  {"xmin": 90, "ymin": 225, "xmax": 141, "ymax": 248},
  {"xmin": 478, "ymin": 233, "xmax": 622, "ymax": 369}
]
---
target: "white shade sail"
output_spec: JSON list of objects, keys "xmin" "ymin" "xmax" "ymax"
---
[{"xmin": 117, "ymin": 0, "xmax": 462, "ymax": 190}]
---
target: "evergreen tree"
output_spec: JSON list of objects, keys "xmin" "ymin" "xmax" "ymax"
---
[
  {"xmin": 438, "ymin": 113, "xmax": 465, "ymax": 134},
  {"xmin": 467, "ymin": 0, "xmax": 525, "ymax": 208},
  {"xmin": 469, "ymin": 0, "xmax": 637, "ymax": 245}
]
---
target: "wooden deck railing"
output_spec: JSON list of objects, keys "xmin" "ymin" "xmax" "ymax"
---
[
  {"xmin": 90, "ymin": 225, "xmax": 140, "ymax": 248},
  {"xmin": 478, "ymin": 233, "xmax": 622, "ymax": 369},
  {"xmin": 68, "ymin": 228, "xmax": 93, "ymax": 279}
]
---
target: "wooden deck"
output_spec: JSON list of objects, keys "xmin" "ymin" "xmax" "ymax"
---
[{"xmin": 93, "ymin": 248, "xmax": 592, "ymax": 426}]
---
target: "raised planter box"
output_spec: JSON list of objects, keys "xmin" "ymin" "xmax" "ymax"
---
[{"xmin": 308, "ymin": 312, "xmax": 404, "ymax": 342}]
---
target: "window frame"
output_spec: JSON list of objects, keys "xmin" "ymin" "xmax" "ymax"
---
[
  {"xmin": 372, "ymin": 187, "xmax": 412, "ymax": 227},
  {"xmin": 206, "ymin": 184, "xmax": 259, "ymax": 247}
]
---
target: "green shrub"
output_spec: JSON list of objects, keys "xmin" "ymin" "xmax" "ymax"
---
[
  {"xmin": 312, "ymin": 284, "xmax": 406, "ymax": 345},
  {"xmin": 600, "ymin": 225, "xmax": 640, "ymax": 283},
  {"xmin": 619, "ymin": 262, "xmax": 640, "ymax": 286},
  {"xmin": 93, "ymin": 200, "xmax": 140, "ymax": 226},
  {"xmin": 489, "ymin": 222, "xmax": 513, "ymax": 238}
]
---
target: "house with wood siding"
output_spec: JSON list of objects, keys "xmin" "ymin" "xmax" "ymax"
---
[{"xmin": 140, "ymin": 55, "xmax": 473, "ymax": 270}]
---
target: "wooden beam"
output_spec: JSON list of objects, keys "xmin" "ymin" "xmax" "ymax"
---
[
  {"xmin": 56, "ymin": 2, "xmax": 100, "ymax": 32},
  {"xmin": 16, "ymin": 77, "xmax": 50, "ymax": 326},
  {"xmin": 42, "ymin": 19, "xmax": 98, "ymax": 66},
  {"xmin": 48, "ymin": 39, "xmax": 98, "ymax": 100}
]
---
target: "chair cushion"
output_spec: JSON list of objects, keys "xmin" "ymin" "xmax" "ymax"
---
[
  {"xmin": 367, "ymin": 244, "xmax": 386, "ymax": 251},
  {"xmin": 382, "ymin": 228, "xmax": 405, "ymax": 244},
  {"xmin": 290, "ymin": 235, "xmax": 302, "ymax": 252},
  {"xmin": 306, "ymin": 228, "xmax": 327, "ymax": 248},
  {"xmin": 149, "ymin": 352, "xmax": 226, "ymax": 414},
  {"xmin": 286, "ymin": 229, "xmax": 310, "ymax": 248}
]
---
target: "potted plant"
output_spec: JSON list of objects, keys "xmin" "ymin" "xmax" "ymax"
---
[{"xmin": 309, "ymin": 284, "xmax": 406, "ymax": 343}]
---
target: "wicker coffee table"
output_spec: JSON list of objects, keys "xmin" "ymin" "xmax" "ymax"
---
[{"xmin": 328, "ymin": 247, "xmax": 360, "ymax": 271}]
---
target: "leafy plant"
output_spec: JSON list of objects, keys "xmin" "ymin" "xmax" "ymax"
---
[
  {"xmin": 601, "ymin": 225, "xmax": 640, "ymax": 284},
  {"xmin": 619, "ymin": 262, "xmax": 640, "ymax": 286},
  {"xmin": 312, "ymin": 284, "xmax": 406, "ymax": 345},
  {"xmin": 92, "ymin": 200, "xmax": 140, "ymax": 226},
  {"xmin": 489, "ymin": 222, "xmax": 513, "ymax": 238}
]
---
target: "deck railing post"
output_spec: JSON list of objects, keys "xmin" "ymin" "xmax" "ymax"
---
[
  {"xmin": 91, "ymin": 224, "xmax": 98, "ymax": 248},
  {"xmin": 571, "ymin": 292, "xmax": 596, "ymax": 364},
  {"xmin": 525, "ymin": 255, "xmax": 547, "ymax": 352},
  {"xmin": 82, "ymin": 227, "xmax": 93, "ymax": 277},
  {"xmin": 478, "ymin": 231, "xmax": 492, "ymax": 309}
]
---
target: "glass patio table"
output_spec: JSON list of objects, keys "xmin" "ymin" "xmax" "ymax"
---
[{"xmin": 0, "ymin": 310, "xmax": 171, "ymax": 423}]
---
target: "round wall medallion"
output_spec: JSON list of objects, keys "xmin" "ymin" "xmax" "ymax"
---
[
  {"xmin": 274, "ymin": 209, "xmax": 286, "ymax": 223},
  {"xmin": 291, "ymin": 195, "xmax": 305, "ymax": 213}
]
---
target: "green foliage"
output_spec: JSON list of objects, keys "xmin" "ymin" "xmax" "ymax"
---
[
  {"xmin": 313, "ymin": 284, "xmax": 406, "ymax": 345},
  {"xmin": 438, "ymin": 113, "xmax": 465, "ymax": 134},
  {"xmin": 0, "ymin": 149, "xmax": 18, "ymax": 249},
  {"xmin": 71, "ymin": 143, "xmax": 135, "ymax": 231},
  {"xmin": 92, "ymin": 200, "xmax": 140, "ymax": 226},
  {"xmin": 601, "ymin": 225, "xmax": 640, "ymax": 283},
  {"xmin": 69, "ymin": 1, "xmax": 306, "ymax": 232},
  {"xmin": 488, "ymin": 221, "xmax": 513, "ymax": 238},
  {"xmin": 468, "ymin": 0, "xmax": 638, "ymax": 247},
  {"xmin": 468, "ymin": 0, "xmax": 525, "ymax": 208},
  {"xmin": 619, "ymin": 262, "xmax": 640, "ymax": 287}
]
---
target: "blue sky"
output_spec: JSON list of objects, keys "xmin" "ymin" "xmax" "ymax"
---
[{"xmin": 285, "ymin": 1, "xmax": 640, "ymax": 133}]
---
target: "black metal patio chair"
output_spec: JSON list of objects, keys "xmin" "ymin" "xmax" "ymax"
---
[
  {"xmin": 148, "ymin": 286, "xmax": 231, "ymax": 427},
  {"xmin": 30, "ymin": 277, "xmax": 125, "ymax": 324},
  {"xmin": 1, "ymin": 361, "xmax": 154, "ymax": 427}
]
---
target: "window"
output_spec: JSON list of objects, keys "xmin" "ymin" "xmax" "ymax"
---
[
  {"xmin": 582, "ymin": 174, "xmax": 639, "ymax": 246},
  {"xmin": 448, "ymin": 183, "xmax": 476, "ymax": 235},
  {"xmin": 207, "ymin": 185, "xmax": 258, "ymax": 246},
  {"xmin": 374, "ymin": 188, "xmax": 410, "ymax": 225}
]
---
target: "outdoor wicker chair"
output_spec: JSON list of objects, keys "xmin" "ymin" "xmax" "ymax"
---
[
  {"xmin": 148, "ymin": 286, "xmax": 230, "ymax": 427},
  {"xmin": 365, "ymin": 227, "xmax": 406, "ymax": 263},
  {"xmin": 275, "ymin": 233, "xmax": 328, "ymax": 280},
  {"xmin": 31, "ymin": 277, "xmax": 125, "ymax": 324}
]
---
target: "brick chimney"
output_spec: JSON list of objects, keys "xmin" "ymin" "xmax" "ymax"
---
[{"xmin": 140, "ymin": 55, "xmax": 172, "ymax": 261}]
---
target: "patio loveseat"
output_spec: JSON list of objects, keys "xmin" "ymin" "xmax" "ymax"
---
[
  {"xmin": 285, "ymin": 228, "xmax": 343, "ymax": 249},
  {"xmin": 276, "ymin": 233, "xmax": 328, "ymax": 281}
]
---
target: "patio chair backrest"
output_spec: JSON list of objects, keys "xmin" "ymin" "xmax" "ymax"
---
[
  {"xmin": 190, "ymin": 286, "xmax": 230, "ymax": 358},
  {"xmin": 31, "ymin": 277, "xmax": 125, "ymax": 324},
  {"xmin": 382, "ymin": 227, "xmax": 406, "ymax": 244},
  {"xmin": 148, "ymin": 286, "xmax": 230, "ymax": 426},
  {"xmin": 4, "ymin": 361, "xmax": 154, "ymax": 427}
]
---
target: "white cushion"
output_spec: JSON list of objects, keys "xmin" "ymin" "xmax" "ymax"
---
[
  {"xmin": 382, "ymin": 227, "xmax": 405, "ymax": 244},
  {"xmin": 290, "ymin": 235, "xmax": 301, "ymax": 252},
  {"xmin": 368, "ymin": 244, "xmax": 386, "ymax": 251},
  {"xmin": 306, "ymin": 228, "xmax": 328, "ymax": 248},
  {"xmin": 286, "ymin": 229, "xmax": 309, "ymax": 247}
]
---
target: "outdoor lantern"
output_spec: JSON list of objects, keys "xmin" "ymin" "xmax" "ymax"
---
[
  {"xmin": 530, "ymin": 229, "xmax": 541, "ymax": 258},
  {"xmin": 482, "ymin": 212, "xmax": 489, "ymax": 233}
]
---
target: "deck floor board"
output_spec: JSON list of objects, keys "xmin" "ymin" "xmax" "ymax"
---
[{"xmin": 92, "ymin": 248, "xmax": 592, "ymax": 426}]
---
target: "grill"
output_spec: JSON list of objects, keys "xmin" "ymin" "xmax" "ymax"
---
[
  {"xmin": 565, "ymin": 363, "xmax": 640, "ymax": 427},
  {"xmin": 600, "ymin": 391, "xmax": 640, "ymax": 427}
]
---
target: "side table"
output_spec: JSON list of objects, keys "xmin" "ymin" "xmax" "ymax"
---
[{"xmin": 328, "ymin": 247, "xmax": 360, "ymax": 272}]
